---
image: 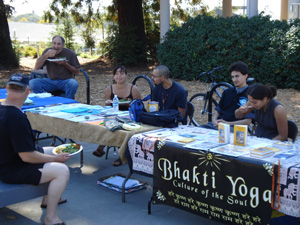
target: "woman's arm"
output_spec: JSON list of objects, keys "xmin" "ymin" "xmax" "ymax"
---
[
  {"xmin": 273, "ymin": 105, "xmax": 288, "ymax": 141},
  {"xmin": 132, "ymin": 85, "xmax": 142, "ymax": 100},
  {"xmin": 104, "ymin": 86, "xmax": 112, "ymax": 106},
  {"xmin": 235, "ymin": 103, "xmax": 253, "ymax": 119}
]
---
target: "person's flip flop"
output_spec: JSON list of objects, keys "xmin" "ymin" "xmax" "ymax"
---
[
  {"xmin": 40, "ymin": 198, "xmax": 67, "ymax": 208},
  {"xmin": 92, "ymin": 149, "xmax": 105, "ymax": 157}
]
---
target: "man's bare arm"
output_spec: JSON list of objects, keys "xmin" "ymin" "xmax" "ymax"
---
[
  {"xmin": 178, "ymin": 107, "xmax": 186, "ymax": 118},
  {"xmin": 34, "ymin": 49, "xmax": 57, "ymax": 70},
  {"xmin": 56, "ymin": 60, "xmax": 80, "ymax": 75},
  {"xmin": 19, "ymin": 151, "xmax": 70, "ymax": 164}
]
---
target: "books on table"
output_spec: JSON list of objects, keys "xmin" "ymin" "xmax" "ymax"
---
[
  {"xmin": 250, "ymin": 147, "xmax": 275, "ymax": 158},
  {"xmin": 211, "ymin": 144, "xmax": 250, "ymax": 157},
  {"xmin": 218, "ymin": 123, "xmax": 230, "ymax": 144},
  {"xmin": 233, "ymin": 125, "xmax": 248, "ymax": 147},
  {"xmin": 272, "ymin": 141, "xmax": 293, "ymax": 150}
]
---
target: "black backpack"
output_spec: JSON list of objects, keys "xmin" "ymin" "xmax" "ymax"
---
[{"xmin": 140, "ymin": 109, "xmax": 182, "ymax": 128}]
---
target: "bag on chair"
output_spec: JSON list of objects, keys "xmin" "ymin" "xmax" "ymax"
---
[
  {"xmin": 128, "ymin": 95, "xmax": 151, "ymax": 122},
  {"xmin": 140, "ymin": 109, "xmax": 182, "ymax": 128}
]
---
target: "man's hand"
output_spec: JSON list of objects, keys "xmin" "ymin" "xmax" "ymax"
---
[
  {"xmin": 34, "ymin": 49, "xmax": 57, "ymax": 70},
  {"xmin": 216, "ymin": 119, "xmax": 229, "ymax": 125},
  {"xmin": 238, "ymin": 105, "xmax": 252, "ymax": 114},
  {"xmin": 212, "ymin": 118, "xmax": 218, "ymax": 126},
  {"xmin": 45, "ymin": 49, "xmax": 57, "ymax": 58},
  {"xmin": 54, "ymin": 153, "xmax": 71, "ymax": 163}
]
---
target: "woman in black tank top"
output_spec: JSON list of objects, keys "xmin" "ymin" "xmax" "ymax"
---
[
  {"xmin": 93, "ymin": 66, "xmax": 142, "ymax": 166},
  {"xmin": 104, "ymin": 66, "xmax": 141, "ymax": 109}
]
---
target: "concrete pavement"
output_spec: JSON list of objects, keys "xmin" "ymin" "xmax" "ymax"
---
[{"xmin": 0, "ymin": 138, "xmax": 223, "ymax": 225}]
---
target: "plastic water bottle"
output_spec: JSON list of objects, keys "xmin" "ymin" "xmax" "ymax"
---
[{"xmin": 112, "ymin": 95, "xmax": 119, "ymax": 112}]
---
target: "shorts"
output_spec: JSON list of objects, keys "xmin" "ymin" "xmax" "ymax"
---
[
  {"xmin": 0, "ymin": 163, "xmax": 44, "ymax": 185},
  {"xmin": 0, "ymin": 147, "xmax": 45, "ymax": 185}
]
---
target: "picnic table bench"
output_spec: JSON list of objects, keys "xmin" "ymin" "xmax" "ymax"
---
[{"xmin": 0, "ymin": 180, "xmax": 49, "ymax": 208}]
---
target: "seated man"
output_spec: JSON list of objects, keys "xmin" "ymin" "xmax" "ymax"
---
[
  {"xmin": 0, "ymin": 74, "xmax": 71, "ymax": 225},
  {"xmin": 151, "ymin": 65, "xmax": 187, "ymax": 124},
  {"xmin": 29, "ymin": 35, "xmax": 80, "ymax": 99},
  {"xmin": 202, "ymin": 61, "xmax": 254, "ymax": 130}
]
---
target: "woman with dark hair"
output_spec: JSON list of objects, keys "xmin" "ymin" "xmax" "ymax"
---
[
  {"xmin": 235, "ymin": 83, "xmax": 288, "ymax": 141},
  {"xmin": 92, "ymin": 65, "xmax": 142, "ymax": 166}
]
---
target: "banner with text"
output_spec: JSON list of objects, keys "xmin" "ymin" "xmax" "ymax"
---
[{"xmin": 153, "ymin": 142, "xmax": 274, "ymax": 225}]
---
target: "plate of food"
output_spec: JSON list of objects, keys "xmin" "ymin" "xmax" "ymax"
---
[
  {"xmin": 47, "ymin": 58, "xmax": 68, "ymax": 62},
  {"xmin": 53, "ymin": 143, "xmax": 83, "ymax": 156},
  {"xmin": 107, "ymin": 99, "xmax": 131, "ymax": 104},
  {"xmin": 119, "ymin": 99, "xmax": 131, "ymax": 104}
]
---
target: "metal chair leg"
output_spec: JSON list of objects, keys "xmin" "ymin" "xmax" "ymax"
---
[
  {"xmin": 148, "ymin": 196, "xmax": 153, "ymax": 214},
  {"xmin": 122, "ymin": 171, "xmax": 133, "ymax": 203},
  {"xmin": 105, "ymin": 146, "xmax": 117, "ymax": 160},
  {"xmin": 80, "ymin": 149, "xmax": 83, "ymax": 168}
]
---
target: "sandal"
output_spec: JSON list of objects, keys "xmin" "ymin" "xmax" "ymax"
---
[
  {"xmin": 113, "ymin": 157, "xmax": 122, "ymax": 166},
  {"xmin": 41, "ymin": 197, "xmax": 67, "ymax": 208},
  {"xmin": 92, "ymin": 146, "xmax": 105, "ymax": 158}
]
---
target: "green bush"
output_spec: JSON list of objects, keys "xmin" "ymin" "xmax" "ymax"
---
[
  {"xmin": 23, "ymin": 46, "xmax": 37, "ymax": 58},
  {"xmin": 17, "ymin": 45, "xmax": 38, "ymax": 58},
  {"xmin": 157, "ymin": 14, "xmax": 300, "ymax": 90}
]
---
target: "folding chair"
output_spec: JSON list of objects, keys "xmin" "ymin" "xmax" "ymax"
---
[
  {"xmin": 187, "ymin": 101, "xmax": 195, "ymax": 125},
  {"xmin": 287, "ymin": 120, "xmax": 298, "ymax": 142}
]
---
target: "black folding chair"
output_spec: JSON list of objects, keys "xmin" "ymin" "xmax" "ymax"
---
[
  {"xmin": 288, "ymin": 120, "xmax": 298, "ymax": 142},
  {"xmin": 187, "ymin": 101, "xmax": 195, "ymax": 125}
]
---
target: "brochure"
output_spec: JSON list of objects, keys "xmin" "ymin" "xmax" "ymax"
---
[
  {"xmin": 218, "ymin": 123, "xmax": 230, "ymax": 144},
  {"xmin": 233, "ymin": 125, "xmax": 248, "ymax": 146}
]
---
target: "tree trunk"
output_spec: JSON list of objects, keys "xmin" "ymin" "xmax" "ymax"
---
[
  {"xmin": 0, "ymin": 0, "xmax": 18, "ymax": 68},
  {"xmin": 117, "ymin": 0, "xmax": 147, "ymax": 62}
]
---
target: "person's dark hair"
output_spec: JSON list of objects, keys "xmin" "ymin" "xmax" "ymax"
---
[
  {"xmin": 228, "ymin": 61, "xmax": 248, "ymax": 75},
  {"xmin": 52, "ymin": 35, "xmax": 65, "ymax": 45},
  {"xmin": 154, "ymin": 65, "xmax": 170, "ymax": 79},
  {"xmin": 113, "ymin": 65, "xmax": 127, "ymax": 75},
  {"xmin": 247, "ymin": 83, "xmax": 277, "ymax": 100}
]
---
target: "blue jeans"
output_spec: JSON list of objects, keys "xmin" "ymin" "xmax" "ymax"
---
[{"xmin": 29, "ymin": 78, "xmax": 78, "ymax": 99}]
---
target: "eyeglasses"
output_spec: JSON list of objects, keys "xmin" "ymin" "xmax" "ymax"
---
[{"xmin": 151, "ymin": 74, "xmax": 160, "ymax": 78}]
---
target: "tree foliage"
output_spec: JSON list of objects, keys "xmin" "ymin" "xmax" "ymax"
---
[
  {"xmin": 157, "ymin": 14, "xmax": 300, "ymax": 90},
  {"xmin": 44, "ymin": 0, "xmax": 208, "ymax": 65},
  {"xmin": 0, "ymin": 0, "xmax": 18, "ymax": 68}
]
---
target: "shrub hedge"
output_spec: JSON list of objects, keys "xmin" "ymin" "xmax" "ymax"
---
[{"xmin": 157, "ymin": 14, "xmax": 300, "ymax": 90}]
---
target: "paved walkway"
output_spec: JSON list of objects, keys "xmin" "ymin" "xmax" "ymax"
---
[{"xmin": 0, "ymin": 138, "xmax": 223, "ymax": 225}]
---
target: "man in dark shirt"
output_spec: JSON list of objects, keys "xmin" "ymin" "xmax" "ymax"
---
[
  {"xmin": 152, "ymin": 65, "xmax": 188, "ymax": 123},
  {"xmin": 29, "ymin": 35, "xmax": 80, "ymax": 99},
  {"xmin": 0, "ymin": 74, "xmax": 71, "ymax": 225},
  {"xmin": 202, "ymin": 62, "xmax": 254, "ymax": 130}
]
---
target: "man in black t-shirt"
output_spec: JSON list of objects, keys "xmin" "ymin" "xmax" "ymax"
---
[
  {"xmin": 202, "ymin": 62, "xmax": 254, "ymax": 130},
  {"xmin": 0, "ymin": 74, "xmax": 71, "ymax": 225},
  {"xmin": 152, "ymin": 65, "xmax": 188, "ymax": 124}
]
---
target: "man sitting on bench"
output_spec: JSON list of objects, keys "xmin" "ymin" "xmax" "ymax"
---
[{"xmin": 0, "ymin": 74, "xmax": 71, "ymax": 225}]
